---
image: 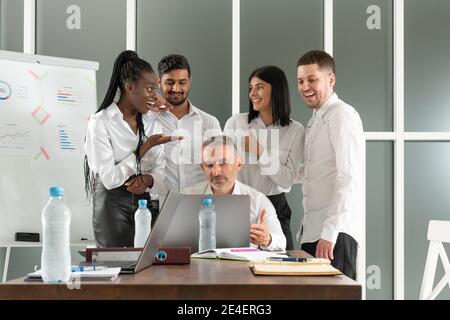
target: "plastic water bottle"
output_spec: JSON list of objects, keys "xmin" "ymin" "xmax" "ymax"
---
[
  {"xmin": 134, "ymin": 199, "xmax": 152, "ymax": 248},
  {"xmin": 41, "ymin": 186, "xmax": 71, "ymax": 283},
  {"xmin": 198, "ymin": 197, "xmax": 216, "ymax": 252}
]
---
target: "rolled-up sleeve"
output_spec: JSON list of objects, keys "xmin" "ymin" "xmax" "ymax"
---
[
  {"xmin": 259, "ymin": 125, "xmax": 305, "ymax": 188},
  {"xmin": 142, "ymin": 143, "xmax": 167, "ymax": 194},
  {"xmin": 84, "ymin": 117, "xmax": 137, "ymax": 190},
  {"xmin": 257, "ymin": 194, "xmax": 287, "ymax": 251}
]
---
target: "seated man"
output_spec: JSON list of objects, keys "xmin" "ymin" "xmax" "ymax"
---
[{"xmin": 183, "ymin": 135, "xmax": 286, "ymax": 251}]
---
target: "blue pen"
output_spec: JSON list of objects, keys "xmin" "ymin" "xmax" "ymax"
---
[
  {"xmin": 268, "ymin": 257, "xmax": 307, "ymax": 262},
  {"xmin": 71, "ymin": 266, "xmax": 106, "ymax": 272}
]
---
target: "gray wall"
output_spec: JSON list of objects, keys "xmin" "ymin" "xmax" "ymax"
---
[
  {"xmin": 137, "ymin": 0, "xmax": 232, "ymax": 126},
  {"xmin": 405, "ymin": 142, "xmax": 450, "ymax": 299},
  {"xmin": 334, "ymin": 0, "xmax": 393, "ymax": 132},
  {"xmin": 0, "ymin": 0, "xmax": 23, "ymax": 52},
  {"xmin": 366, "ymin": 142, "xmax": 393, "ymax": 299},
  {"xmin": 405, "ymin": 0, "xmax": 450, "ymax": 131},
  {"xmin": 36, "ymin": 0, "xmax": 126, "ymax": 105}
]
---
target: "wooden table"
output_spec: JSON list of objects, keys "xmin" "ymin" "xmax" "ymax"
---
[{"xmin": 0, "ymin": 251, "xmax": 361, "ymax": 300}]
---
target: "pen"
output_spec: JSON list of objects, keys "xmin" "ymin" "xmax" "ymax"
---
[
  {"xmin": 71, "ymin": 266, "xmax": 106, "ymax": 272},
  {"xmin": 268, "ymin": 257, "xmax": 307, "ymax": 262}
]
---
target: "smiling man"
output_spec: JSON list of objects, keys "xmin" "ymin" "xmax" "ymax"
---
[
  {"xmin": 183, "ymin": 135, "xmax": 286, "ymax": 251},
  {"xmin": 154, "ymin": 54, "xmax": 222, "ymax": 192},
  {"xmin": 296, "ymin": 50, "xmax": 365, "ymax": 280}
]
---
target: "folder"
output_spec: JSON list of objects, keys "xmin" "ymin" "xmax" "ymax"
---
[{"xmin": 250, "ymin": 261, "xmax": 342, "ymax": 276}]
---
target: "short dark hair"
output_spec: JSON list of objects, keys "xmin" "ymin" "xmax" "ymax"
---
[
  {"xmin": 158, "ymin": 54, "xmax": 191, "ymax": 77},
  {"xmin": 248, "ymin": 65, "xmax": 291, "ymax": 127},
  {"xmin": 297, "ymin": 50, "xmax": 336, "ymax": 74}
]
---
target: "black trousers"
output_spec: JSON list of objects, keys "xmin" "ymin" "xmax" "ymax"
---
[
  {"xmin": 267, "ymin": 193, "xmax": 293, "ymax": 250},
  {"xmin": 301, "ymin": 232, "xmax": 358, "ymax": 280},
  {"xmin": 92, "ymin": 180, "xmax": 158, "ymax": 248}
]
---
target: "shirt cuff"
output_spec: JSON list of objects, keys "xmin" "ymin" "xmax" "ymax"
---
[
  {"xmin": 260, "ymin": 232, "xmax": 286, "ymax": 252},
  {"xmin": 147, "ymin": 172, "xmax": 167, "ymax": 195},
  {"xmin": 321, "ymin": 227, "xmax": 339, "ymax": 244}
]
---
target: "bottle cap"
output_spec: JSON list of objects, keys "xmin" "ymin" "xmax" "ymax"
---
[
  {"xmin": 202, "ymin": 197, "xmax": 213, "ymax": 206},
  {"xmin": 49, "ymin": 186, "xmax": 63, "ymax": 196},
  {"xmin": 138, "ymin": 199, "xmax": 147, "ymax": 208}
]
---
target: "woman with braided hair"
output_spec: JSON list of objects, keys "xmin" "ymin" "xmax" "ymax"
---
[{"xmin": 84, "ymin": 50, "xmax": 180, "ymax": 247}]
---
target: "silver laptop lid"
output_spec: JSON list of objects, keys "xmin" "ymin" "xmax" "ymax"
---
[
  {"xmin": 161, "ymin": 194, "xmax": 251, "ymax": 252},
  {"xmin": 134, "ymin": 190, "xmax": 182, "ymax": 273}
]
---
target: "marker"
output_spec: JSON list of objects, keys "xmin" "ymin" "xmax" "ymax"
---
[
  {"xmin": 230, "ymin": 248, "xmax": 260, "ymax": 252},
  {"xmin": 71, "ymin": 266, "xmax": 106, "ymax": 272}
]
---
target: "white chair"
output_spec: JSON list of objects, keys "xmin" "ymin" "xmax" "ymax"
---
[{"xmin": 419, "ymin": 220, "xmax": 450, "ymax": 300}]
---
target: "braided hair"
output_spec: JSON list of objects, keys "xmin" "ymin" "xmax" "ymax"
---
[{"xmin": 84, "ymin": 50, "xmax": 155, "ymax": 198}]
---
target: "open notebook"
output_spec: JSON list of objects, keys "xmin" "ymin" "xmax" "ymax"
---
[
  {"xmin": 191, "ymin": 247, "xmax": 288, "ymax": 262},
  {"xmin": 251, "ymin": 261, "xmax": 342, "ymax": 276}
]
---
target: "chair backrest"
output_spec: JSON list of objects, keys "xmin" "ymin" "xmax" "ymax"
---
[
  {"xmin": 427, "ymin": 220, "xmax": 450, "ymax": 243},
  {"xmin": 419, "ymin": 220, "xmax": 450, "ymax": 300}
]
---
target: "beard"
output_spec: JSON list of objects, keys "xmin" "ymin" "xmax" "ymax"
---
[{"xmin": 165, "ymin": 93, "xmax": 188, "ymax": 106}]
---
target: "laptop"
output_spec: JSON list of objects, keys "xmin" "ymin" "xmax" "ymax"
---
[
  {"xmin": 160, "ymin": 194, "xmax": 251, "ymax": 253},
  {"xmin": 81, "ymin": 190, "xmax": 182, "ymax": 274}
]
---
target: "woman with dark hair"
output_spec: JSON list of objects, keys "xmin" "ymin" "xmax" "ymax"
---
[
  {"xmin": 84, "ymin": 50, "xmax": 180, "ymax": 247},
  {"xmin": 224, "ymin": 65, "xmax": 305, "ymax": 250}
]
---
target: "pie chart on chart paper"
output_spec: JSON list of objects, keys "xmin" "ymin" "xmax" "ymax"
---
[{"xmin": 0, "ymin": 80, "xmax": 12, "ymax": 100}]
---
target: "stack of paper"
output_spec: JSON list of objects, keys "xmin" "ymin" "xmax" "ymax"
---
[{"xmin": 26, "ymin": 268, "xmax": 121, "ymax": 281}]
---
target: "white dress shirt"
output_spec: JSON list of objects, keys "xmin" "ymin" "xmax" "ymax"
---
[
  {"xmin": 183, "ymin": 180, "xmax": 287, "ymax": 251},
  {"xmin": 84, "ymin": 102, "xmax": 166, "ymax": 193},
  {"xmin": 224, "ymin": 113, "xmax": 305, "ymax": 195},
  {"xmin": 299, "ymin": 93, "xmax": 365, "ymax": 245},
  {"xmin": 154, "ymin": 101, "xmax": 222, "ymax": 192}
]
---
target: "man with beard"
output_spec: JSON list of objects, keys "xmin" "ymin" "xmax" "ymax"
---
[
  {"xmin": 296, "ymin": 50, "xmax": 365, "ymax": 280},
  {"xmin": 154, "ymin": 54, "xmax": 222, "ymax": 192},
  {"xmin": 183, "ymin": 135, "xmax": 286, "ymax": 251}
]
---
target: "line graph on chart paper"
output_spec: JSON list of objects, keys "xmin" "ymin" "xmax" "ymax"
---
[{"xmin": 0, "ymin": 123, "xmax": 35, "ymax": 154}]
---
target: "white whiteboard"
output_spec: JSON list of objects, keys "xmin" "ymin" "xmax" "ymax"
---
[{"xmin": 0, "ymin": 50, "xmax": 99, "ymax": 242}]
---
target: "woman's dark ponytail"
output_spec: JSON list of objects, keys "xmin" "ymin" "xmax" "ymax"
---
[{"xmin": 98, "ymin": 50, "xmax": 139, "ymax": 113}]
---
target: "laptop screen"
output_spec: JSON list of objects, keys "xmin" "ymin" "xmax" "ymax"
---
[{"xmin": 134, "ymin": 191, "xmax": 183, "ymax": 272}]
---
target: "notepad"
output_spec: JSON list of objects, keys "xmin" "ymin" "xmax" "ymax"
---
[
  {"xmin": 191, "ymin": 247, "xmax": 288, "ymax": 262},
  {"xmin": 251, "ymin": 262, "xmax": 342, "ymax": 276},
  {"xmin": 26, "ymin": 268, "xmax": 121, "ymax": 281}
]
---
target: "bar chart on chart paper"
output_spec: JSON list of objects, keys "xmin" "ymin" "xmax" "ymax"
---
[
  {"xmin": 56, "ymin": 87, "xmax": 82, "ymax": 106},
  {"xmin": 57, "ymin": 124, "xmax": 84, "ymax": 155}
]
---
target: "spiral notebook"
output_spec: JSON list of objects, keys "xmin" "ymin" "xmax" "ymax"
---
[{"xmin": 191, "ymin": 247, "xmax": 288, "ymax": 262}]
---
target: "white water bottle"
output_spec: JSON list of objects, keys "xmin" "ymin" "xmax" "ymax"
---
[
  {"xmin": 198, "ymin": 197, "xmax": 216, "ymax": 252},
  {"xmin": 134, "ymin": 199, "xmax": 152, "ymax": 248},
  {"xmin": 41, "ymin": 186, "xmax": 71, "ymax": 283}
]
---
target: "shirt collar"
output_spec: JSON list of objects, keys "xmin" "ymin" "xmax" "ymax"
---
[
  {"xmin": 206, "ymin": 180, "xmax": 241, "ymax": 195},
  {"xmin": 314, "ymin": 92, "xmax": 339, "ymax": 118},
  {"xmin": 162, "ymin": 100, "xmax": 200, "ymax": 120},
  {"xmin": 106, "ymin": 102, "xmax": 121, "ymax": 120},
  {"xmin": 187, "ymin": 100, "xmax": 200, "ymax": 116},
  {"xmin": 252, "ymin": 114, "xmax": 277, "ymax": 128}
]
